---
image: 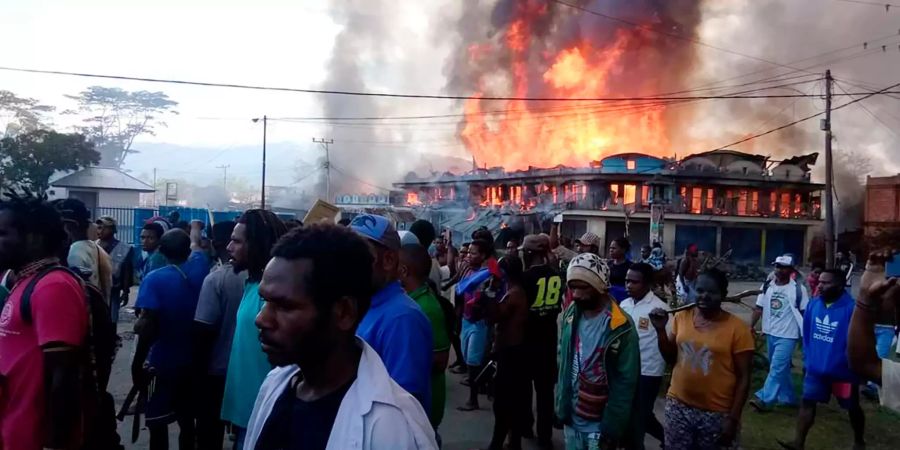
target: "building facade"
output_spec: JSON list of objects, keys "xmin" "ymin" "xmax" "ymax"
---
[
  {"xmin": 864, "ymin": 174, "xmax": 900, "ymax": 238},
  {"xmin": 395, "ymin": 150, "xmax": 823, "ymax": 266}
]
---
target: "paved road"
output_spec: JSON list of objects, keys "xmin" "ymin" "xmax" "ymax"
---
[{"xmin": 110, "ymin": 279, "xmax": 843, "ymax": 449}]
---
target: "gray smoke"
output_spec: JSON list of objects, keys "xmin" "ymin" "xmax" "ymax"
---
[
  {"xmin": 318, "ymin": 0, "xmax": 898, "ymax": 230},
  {"xmin": 690, "ymin": 0, "xmax": 900, "ymax": 230},
  {"xmin": 317, "ymin": 0, "xmax": 461, "ymax": 198}
]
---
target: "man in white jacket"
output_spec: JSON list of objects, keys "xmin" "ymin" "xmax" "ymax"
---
[{"xmin": 243, "ymin": 223, "xmax": 437, "ymax": 450}]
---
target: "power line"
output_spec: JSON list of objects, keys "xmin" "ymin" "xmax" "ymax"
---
[
  {"xmin": 709, "ymin": 79, "xmax": 900, "ymax": 150},
  {"xmin": 549, "ymin": 0, "xmax": 825, "ymax": 74},
  {"xmin": 252, "ymin": 73, "xmax": 818, "ymax": 127},
  {"xmin": 834, "ymin": 80, "xmax": 900, "ymax": 140},
  {"xmin": 2, "ymin": 65, "xmax": 897, "ymax": 102},
  {"xmin": 292, "ymin": 167, "xmax": 322, "ymax": 185},
  {"xmin": 835, "ymin": 0, "xmax": 898, "ymax": 9},
  {"xmin": 330, "ymin": 165, "xmax": 395, "ymax": 192},
  {"xmin": 552, "ymin": 0, "xmax": 899, "ymax": 92}
]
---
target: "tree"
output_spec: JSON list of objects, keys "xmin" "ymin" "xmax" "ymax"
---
[
  {"xmin": 66, "ymin": 86, "xmax": 178, "ymax": 167},
  {"xmin": 0, "ymin": 90, "xmax": 55, "ymax": 136},
  {"xmin": 0, "ymin": 130, "xmax": 100, "ymax": 192}
]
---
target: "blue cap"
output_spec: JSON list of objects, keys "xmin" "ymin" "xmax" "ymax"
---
[{"xmin": 350, "ymin": 214, "xmax": 401, "ymax": 250}]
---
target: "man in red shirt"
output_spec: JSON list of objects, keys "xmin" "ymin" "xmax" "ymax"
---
[{"xmin": 0, "ymin": 193, "xmax": 88, "ymax": 450}]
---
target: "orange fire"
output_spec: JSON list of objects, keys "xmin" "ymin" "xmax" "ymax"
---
[
  {"xmin": 461, "ymin": 5, "xmax": 671, "ymax": 171},
  {"xmin": 407, "ymin": 192, "xmax": 421, "ymax": 206}
]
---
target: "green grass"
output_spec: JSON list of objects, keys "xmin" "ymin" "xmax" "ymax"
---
[{"xmin": 738, "ymin": 342, "xmax": 900, "ymax": 450}]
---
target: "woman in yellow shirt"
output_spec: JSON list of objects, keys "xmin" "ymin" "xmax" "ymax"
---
[{"xmin": 650, "ymin": 268, "xmax": 754, "ymax": 450}]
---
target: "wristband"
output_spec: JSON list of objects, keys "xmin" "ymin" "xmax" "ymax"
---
[{"xmin": 855, "ymin": 300, "xmax": 878, "ymax": 313}]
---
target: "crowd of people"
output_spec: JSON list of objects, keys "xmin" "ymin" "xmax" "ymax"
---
[{"xmin": 0, "ymin": 191, "xmax": 899, "ymax": 450}]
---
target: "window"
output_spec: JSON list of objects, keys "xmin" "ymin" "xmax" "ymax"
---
[
  {"xmin": 706, "ymin": 189, "xmax": 714, "ymax": 210},
  {"xmin": 738, "ymin": 190, "xmax": 748, "ymax": 215},
  {"xmin": 624, "ymin": 184, "xmax": 636, "ymax": 205},
  {"xmin": 641, "ymin": 185, "xmax": 650, "ymax": 205},
  {"xmin": 751, "ymin": 191, "xmax": 759, "ymax": 213},
  {"xmin": 780, "ymin": 192, "xmax": 791, "ymax": 218},
  {"xmin": 626, "ymin": 160, "xmax": 636, "ymax": 170},
  {"xmin": 691, "ymin": 187, "xmax": 702, "ymax": 214}
]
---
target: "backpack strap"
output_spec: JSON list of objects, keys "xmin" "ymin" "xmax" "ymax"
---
[{"xmin": 20, "ymin": 265, "xmax": 81, "ymax": 325}]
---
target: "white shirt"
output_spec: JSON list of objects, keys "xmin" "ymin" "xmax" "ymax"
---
[
  {"xmin": 756, "ymin": 280, "xmax": 809, "ymax": 339},
  {"xmin": 620, "ymin": 291, "xmax": 670, "ymax": 377},
  {"xmin": 244, "ymin": 338, "xmax": 438, "ymax": 450},
  {"xmin": 882, "ymin": 359, "xmax": 900, "ymax": 413}
]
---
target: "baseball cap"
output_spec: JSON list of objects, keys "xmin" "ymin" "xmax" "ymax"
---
[
  {"xmin": 773, "ymin": 255, "xmax": 795, "ymax": 267},
  {"xmin": 398, "ymin": 230, "xmax": 421, "ymax": 246},
  {"xmin": 96, "ymin": 216, "xmax": 117, "ymax": 227},
  {"xmin": 576, "ymin": 232, "xmax": 601, "ymax": 248},
  {"xmin": 350, "ymin": 214, "xmax": 401, "ymax": 251},
  {"xmin": 522, "ymin": 234, "xmax": 549, "ymax": 253}
]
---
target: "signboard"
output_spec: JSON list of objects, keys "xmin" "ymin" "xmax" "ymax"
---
[
  {"xmin": 303, "ymin": 199, "xmax": 341, "ymax": 224},
  {"xmin": 165, "ymin": 182, "xmax": 178, "ymax": 201}
]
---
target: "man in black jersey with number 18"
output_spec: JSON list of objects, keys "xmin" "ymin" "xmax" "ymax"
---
[{"xmin": 521, "ymin": 234, "xmax": 564, "ymax": 449}]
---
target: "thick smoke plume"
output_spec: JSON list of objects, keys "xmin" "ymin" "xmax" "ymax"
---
[
  {"xmin": 316, "ymin": 0, "xmax": 461, "ymax": 198},
  {"xmin": 318, "ymin": 0, "xmax": 898, "ymax": 230},
  {"xmin": 692, "ymin": 0, "xmax": 900, "ymax": 230}
]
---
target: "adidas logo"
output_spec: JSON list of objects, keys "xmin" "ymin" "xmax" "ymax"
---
[{"xmin": 815, "ymin": 315, "xmax": 838, "ymax": 334}]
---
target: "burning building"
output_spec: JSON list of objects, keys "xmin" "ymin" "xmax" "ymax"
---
[{"xmin": 395, "ymin": 150, "xmax": 823, "ymax": 266}]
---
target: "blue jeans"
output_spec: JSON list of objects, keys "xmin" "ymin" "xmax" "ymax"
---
[
  {"xmin": 875, "ymin": 325, "xmax": 896, "ymax": 358},
  {"xmin": 755, "ymin": 335, "xmax": 798, "ymax": 406},
  {"xmin": 460, "ymin": 318, "xmax": 488, "ymax": 366}
]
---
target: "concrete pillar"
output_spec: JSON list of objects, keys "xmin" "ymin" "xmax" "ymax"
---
[
  {"xmin": 760, "ymin": 228, "xmax": 768, "ymax": 267},
  {"xmin": 587, "ymin": 218, "xmax": 606, "ymax": 245},
  {"xmin": 663, "ymin": 221, "xmax": 677, "ymax": 257},
  {"xmin": 715, "ymin": 225, "xmax": 723, "ymax": 257}
]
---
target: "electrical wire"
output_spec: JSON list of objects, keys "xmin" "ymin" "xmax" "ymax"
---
[
  {"xmin": 833, "ymin": 80, "xmax": 900, "ymax": 140},
  {"xmin": 330, "ymin": 165, "xmax": 395, "ymax": 192},
  {"xmin": 708, "ymin": 79, "xmax": 900, "ymax": 151},
  {"xmin": 291, "ymin": 167, "xmax": 322, "ymax": 184},
  {"xmin": 2, "ymin": 65, "xmax": 896, "ymax": 102},
  {"xmin": 549, "ymin": 0, "xmax": 859, "ymax": 75},
  {"xmin": 835, "ymin": 0, "xmax": 898, "ymax": 9}
]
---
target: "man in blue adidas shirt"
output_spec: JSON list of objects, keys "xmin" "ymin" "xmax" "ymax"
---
[
  {"xmin": 778, "ymin": 269, "xmax": 865, "ymax": 450},
  {"xmin": 351, "ymin": 214, "xmax": 433, "ymax": 412}
]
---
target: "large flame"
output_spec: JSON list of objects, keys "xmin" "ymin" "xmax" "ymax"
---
[{"xmin": 461, "ymin": 3, "xmax": 672, "ymax": 170}]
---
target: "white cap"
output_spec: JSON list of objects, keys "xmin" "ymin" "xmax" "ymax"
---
[{"xmin": 773, "ymin": 255, "xmax": 794, "ymax": 267}]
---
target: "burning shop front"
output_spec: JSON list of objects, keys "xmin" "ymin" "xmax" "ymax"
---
[{"xmin": 395, "ymin": 150, "xmax": 823, "ymax": 268}]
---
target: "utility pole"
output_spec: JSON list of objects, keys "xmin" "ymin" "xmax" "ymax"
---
[
  {"xmin": 823, "ymin": 70, "xmax": 836, "ymax": 268},
  {"xmin": 313, "ymin": 137, "xmax": 334, "ymax": 202},
  {"xmin": 216, "ymin": 164, "xmax": 230, "ymax": 192},
  {"xmin": 153, "ymin": 168, "xmax": 158, "ymax": 206},
  {"xmin": 253, "ymin": 116, "xmax": 268, "ymax": 209}
]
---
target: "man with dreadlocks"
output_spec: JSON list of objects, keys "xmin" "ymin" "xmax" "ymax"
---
[
  {"xmin": 0, "ymin": 192, "xmax": 88, "ymax": 450},
  {"xmin": 221, "ymin": 209, "xmax": 288, "ymax": 448}
]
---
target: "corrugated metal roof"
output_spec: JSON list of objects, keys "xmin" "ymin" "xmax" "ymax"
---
[{"xmin": 50, "ymin": 167, "xmax": 155, "ymax": 192}]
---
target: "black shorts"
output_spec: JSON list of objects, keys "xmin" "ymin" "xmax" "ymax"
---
[{"xmin": 146, "ymin": 372, "xmax": 193, "ymax": 426}]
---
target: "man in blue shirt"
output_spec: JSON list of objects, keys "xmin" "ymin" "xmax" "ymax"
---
[
  {"xmin": 351, "ymin": 214, "xmax": 433, "ymax": 413},
  {"xmin": 132, "ymin": 227, "xmax": 210, "ymax": 450},
  {"xmin": 779, "ymin": 269, "xmax": 865, "ymax": 450}
]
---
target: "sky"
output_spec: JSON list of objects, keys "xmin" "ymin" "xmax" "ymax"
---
[
  {"xmin": 1, "ymin": 0, "xmax": 898, "ymax": 192},
  {"xmin": 0, "ymin": 0, "xmax": 351, "ymax": 186}
]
